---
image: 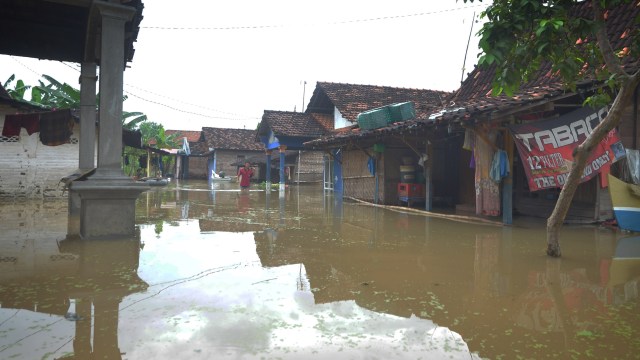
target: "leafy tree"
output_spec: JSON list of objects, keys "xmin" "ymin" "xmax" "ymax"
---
[
  {"xmin": 463, "ymin": 0, "xmax": 640, "ymax": 257},
  {"xmin": 139, "ymin": 121, "xmax": 179, "ymax": 148},
  {"xmin": 3, "ymin": 74, "xmax": 30, "ymax": 100},
  {"xmin": 33, "ymin": 75, "xmax": 81, "ymax": 109},
  {"xmin": 6, "ymin": 74, "xmax": 143, "ymax": 130},
  {"xmin": 122, "ymin": 111, "xmax": 147, "ymax": 130},
  {"xmin": 135, "ymin": 121, "xmax": 180, "ymax": 178}
]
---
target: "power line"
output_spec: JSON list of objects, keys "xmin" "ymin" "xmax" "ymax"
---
[
  {"xmin": 55, "ymin": 61, "xmax": 257, "ymax": 121},
  {"xmin": 124, "ymin": 83, "xmax": 252, "ymax": 117},
  {"xmin": 141, "ymin": 4, "xmax": 488, "ymax": 30},
  {"xmin": 123, "ymin": 90, "xmax": 260, "ymax": 121},
  {"xmin": 9, "ymin": 56, "xmax": 42, "ymax": 77}
]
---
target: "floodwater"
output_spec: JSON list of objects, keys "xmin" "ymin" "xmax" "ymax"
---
[{"xmin": 1, "ymin": 180, "xmax": 639, "ymax": 360}]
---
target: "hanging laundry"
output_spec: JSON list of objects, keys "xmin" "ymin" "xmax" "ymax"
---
[
  {"xmin": 2, "ymin": 113, "xmax": 40, "ymax": 136},
  {"xmin": 470, "ymin": 149, "xmax": 475, "ymax": 169},
  {"xmin": 39, "ymin": 110, "xmax": 73, "ymax": 146},
  {"xmin": 490, "ymin": 150, "xmax": 510, "ymax": 182},
  {"xmin": 462, "ymin": 128, "xmax": 474, "ymax": 151},
  {"xmin": 20, "ymin": 114, "xmax": 40, "ymax": 135},
  {"xmin": 1, "ymin": 115, "xmax": 21, "ymax": 136},
  {"xmin": 367, "ymin": 157, "xmax": 376, "ymax": 175},
  {"xmin": 499, "ymin": 150, "xmax": 509, "ymax": 178}
]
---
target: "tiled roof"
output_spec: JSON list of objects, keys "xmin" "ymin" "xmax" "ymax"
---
[
  {"xmin": 202, "ymin": 127, "xmax": 264, "ymax": 151},
  {"xmin": 433, "ymin": 0, "xmax": 640, "ymax": 124},
  {"xmin": 258, "ymin": 110, "xmax": 331, "ymax": 138},
  {"xmin": 307, "ymin": 82, "xmax": 451, "ymax": 122},
  {"xmin": 166, "ymin": 129, "xmax": 203, "ymax": 143}
]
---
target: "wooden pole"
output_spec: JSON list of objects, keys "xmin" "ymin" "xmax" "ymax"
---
[
  {"xmin": 502, "ymin": 128, "xmax": 514, "ymax": 225},
  {"xmin": 425, "ymin": 140, "xmax": 433, "ymax": 211}
]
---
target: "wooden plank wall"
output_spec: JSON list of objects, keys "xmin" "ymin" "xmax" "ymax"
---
[
  {"xmin": 342, "ymin": 149, "xmax": 376, "ymax": 203},
  {"xmin": 295, "ymin": 150, "xmax": 324, "ymax": 183}
]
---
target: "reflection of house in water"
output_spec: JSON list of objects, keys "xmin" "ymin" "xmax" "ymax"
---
[
  {"xmin": 250, "ymin": 197, "xmax": 639, "ymax": 358},
  {"xmin": 0, "ymin": 200, "xmax": 148, "ymax": 359}
]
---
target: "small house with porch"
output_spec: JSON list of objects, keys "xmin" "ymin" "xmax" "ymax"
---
[
  {"xmin": 202, "ymin": 127, "xmax": 265, "ymax": 181},
  {"xmin": 255, "ymin": 110, "xmax": 332, "ymax": 184},
  {"xmin": 165, "ymin": 129, "xmax": 207, "ymax": 179},
  {"xmin": 303, "ymin": 82, "xmax": 450, "ymax": 203}
]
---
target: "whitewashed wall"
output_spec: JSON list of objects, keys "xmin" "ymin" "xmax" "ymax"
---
[
  {"xmin": 334, "ymin": 106, "xmax": 353, "ymax": 129},
  {"xmin": 0, "ymin": 113, "xmax": 79, "ymax": 198}
]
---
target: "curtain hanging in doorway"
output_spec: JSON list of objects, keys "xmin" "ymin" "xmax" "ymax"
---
[{"xmin": 474, "ymin": 127, "xmax": 501, "ymax": 216}]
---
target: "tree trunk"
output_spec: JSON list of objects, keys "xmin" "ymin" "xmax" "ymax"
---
[{"xmin": 546, "ymin": 73, "xmax": 640, "ymax": 257}]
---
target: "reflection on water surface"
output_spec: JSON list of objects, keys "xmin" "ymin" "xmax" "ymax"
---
[{"xmin": 1, "ymin": 180, "xmax": 639, "ymax": 359}]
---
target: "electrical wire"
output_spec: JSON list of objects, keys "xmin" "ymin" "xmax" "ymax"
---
[
  {"xmin": 124, "ymin": 83, "xmax": 252, "ymax": 117},
  {"xmin": 141, "ymin": 4, "xmax": 488, "ymax": 30},
  {"xmin": 123, "ymin": 90, "xmax": 260, "ymax": 121},
  {"xmin": 16, "ymin": 60, "xmax": 258, "ymax": 122}
]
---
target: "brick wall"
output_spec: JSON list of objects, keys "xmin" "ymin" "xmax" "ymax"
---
[
  {"xmin": 214, "ymin": 150, "xmax": 263, "ymax": 179},
  {"xmin": 187, "ymin": 156, "xmax": 209, "ymax": 179}
]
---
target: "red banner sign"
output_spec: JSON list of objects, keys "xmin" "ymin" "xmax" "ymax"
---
[{"xmin": 508, "ymin": 106, "xmax": 624, "ymax": 191}]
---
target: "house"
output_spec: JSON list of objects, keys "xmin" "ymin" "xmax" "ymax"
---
[
  {"xmin": 306, "ymin": 1, "xmax": 640, "ymax": 225},
  {"xmin": 419, "ymin": 0, "xmax": 640, "ymax": 224},
  {"xmin": 201, "ymin": 127, "xmax": 265, "ymax": 180},
  {"xmin": 256, "ymin": 110, "xmax": 333, "ymax": 184},
  {"xmin": 304, "ymin": 82, "xmax": 451, "ymax": 203},
  {"xmin": 164, "ymin": 129, "xmax": 207, "ymax": 179}
]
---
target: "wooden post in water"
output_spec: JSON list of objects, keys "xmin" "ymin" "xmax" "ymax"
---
[
  {"xmin": 502, "ymin": 128, "xmax": 514, "ymax": 224},
  {"xmin": 265, "ymin": 149, "xmax": 272, "ymax": 186},
  {"xmin": 424, "ymin": 140, "xmax": 433, "ymax": 211},
  {"xmin": 279, "ymin": 145, "xmax": 287, "ymax": 192}
]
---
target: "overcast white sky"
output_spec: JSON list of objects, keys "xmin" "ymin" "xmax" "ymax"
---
[{"xmin": 0, "ymin": 1, "xmax": 490, "ymax": 131}]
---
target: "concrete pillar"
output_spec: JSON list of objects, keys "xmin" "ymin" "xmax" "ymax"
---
[
  {"xmin": 73, "ymin": 298, "xmax": 93, "ymax": 357},
  {"xmin": 70, "ymin": 2, "xmax": 147, "ymax": 239},
  {"xmin": 79, "ymin": 62, "xmax": 97, "ymax": 172},
  {"xmin": 92, "ymin": 297, "xmax": 122, "ymax": 359},
  {"xmin": 93, "ymin": 2, "xmax": 135, "ymax": 181}
]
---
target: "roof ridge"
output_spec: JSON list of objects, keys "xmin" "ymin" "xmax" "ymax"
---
[{"xmin": 318, "ymin": 81, "xmax": 451, "ymax": 93}]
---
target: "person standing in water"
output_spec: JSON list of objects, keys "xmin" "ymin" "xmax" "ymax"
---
[{"xmin": 237, "ymin": 162, "xmax": 254, "ymax": 190}]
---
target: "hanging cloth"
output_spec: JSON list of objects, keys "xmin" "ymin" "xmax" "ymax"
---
[
  {"xmin": 474, "ymin": 128, "xmax": 500, "ymax": 216},
  {"xmin": 367, "ymin": 157, "xmax": 376, "ymax": 175},
  {"xmin": 462, "ymin": 128, "xmax": 474, "ymax": 150},
  {"xmin": 1, "ymin": 115, "xmax": 21, "ymax": 136},
  {"xmin": 40, "ymin": 110, "xmax": 73, "ymax": 146},
  {"xmin": 2, "ymin": 113, "xmax": 40, "ymax": 136},
  {"xmin": 490, "ymin": 150, "xmax": 510, "ymax": 182}
]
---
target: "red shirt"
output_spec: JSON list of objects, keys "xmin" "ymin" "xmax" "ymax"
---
[{"xmin": 238, "ymin": 167, "xmax": 254, "ymax": 187}]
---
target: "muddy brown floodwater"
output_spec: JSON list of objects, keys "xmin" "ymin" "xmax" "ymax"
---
[{"xmin": 1, "ymin": 180, "xmax": 639, "ymax": 359}]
